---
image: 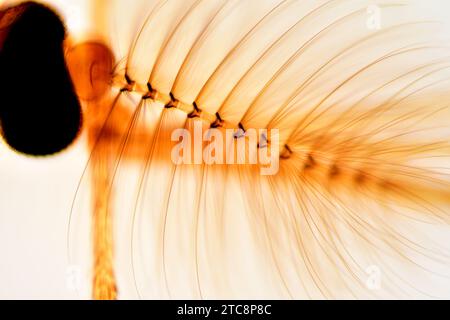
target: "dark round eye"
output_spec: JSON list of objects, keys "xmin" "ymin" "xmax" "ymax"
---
[{"xmin": 0, "ymin": 1, "xmax": 82, "ymax": 156}]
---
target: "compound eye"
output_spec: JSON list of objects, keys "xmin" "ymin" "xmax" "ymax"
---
[{"xmin": 0, "ymin": 1, "xmax": 82, "ymax": 156}]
